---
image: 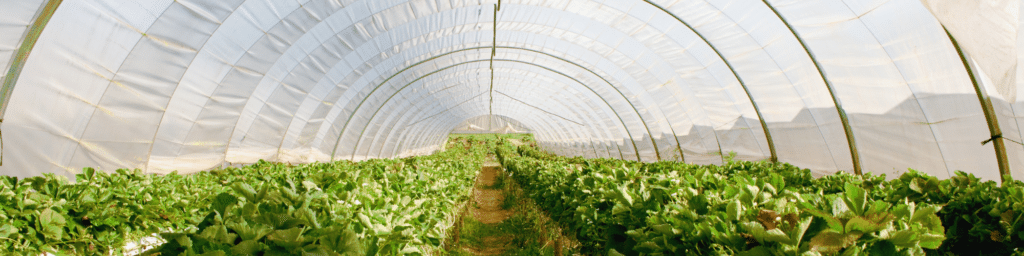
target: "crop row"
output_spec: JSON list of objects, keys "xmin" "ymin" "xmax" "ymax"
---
[
  {"xmin": 499, "ymin": 143, "xmax": 1024, "ymax": 256},
  {"xmin": 0, "ymin": 137, "xmax": 493, "ymax": 255}
]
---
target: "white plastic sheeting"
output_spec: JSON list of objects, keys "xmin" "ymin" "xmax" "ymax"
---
[
  {"xmin": 0, "ymin": 0, "xmax": 1022, "ymax": 182},
  {"xmin": 450, "ymin": 115, "xmax": 531, "ymax": 134},
  {"xmin": 0, "ymin": 0, "xmax": 46, "ymax": 85}
]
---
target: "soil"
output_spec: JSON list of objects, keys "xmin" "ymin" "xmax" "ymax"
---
[{"xmin": 463, "ymin": 161, "xmax": 514, "ymax": 255}]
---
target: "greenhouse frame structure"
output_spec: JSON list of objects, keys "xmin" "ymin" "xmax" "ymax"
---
[{"xmin": 1, "ymin": 0, "xmax": 1023, "ymax": 182}]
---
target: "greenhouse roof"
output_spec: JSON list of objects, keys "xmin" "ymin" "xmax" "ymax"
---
[{"xmin": 1, "ymin": 0, "xmax": 1022, "ymax": 182}]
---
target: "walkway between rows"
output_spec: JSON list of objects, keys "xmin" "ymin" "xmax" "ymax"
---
[{"xmin": 444, "ymin": 155, "xmax": 578, "ymax": 255}]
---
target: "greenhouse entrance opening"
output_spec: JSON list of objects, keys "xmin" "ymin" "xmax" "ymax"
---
[{"xmin": 450, "ymin": 114, "xmax": 532, "ymax": 134}]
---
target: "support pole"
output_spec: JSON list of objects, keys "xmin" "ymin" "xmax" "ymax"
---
[
  {"xmin": 945, "ymin": 28, "xmax": 1012, "ymax": 183},
  {"xmin": 762, "ymin": 0, "xmax": 862, "ymax": 174}
]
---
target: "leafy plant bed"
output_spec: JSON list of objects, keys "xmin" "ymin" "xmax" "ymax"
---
[
  {"xmin": 498, "ymin": 143, "xmax": 1024, "ymax": 256},
  {"xmin": 0, "ymin": 137, "xmax": 495, "ymax": 255}
]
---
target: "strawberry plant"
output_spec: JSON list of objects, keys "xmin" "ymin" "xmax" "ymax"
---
[
  {"xmin": 499, "ymin": 143, "xmax": 950, "ymax": 255},
  {"xmin": 0, "ymin": 137, "xmax": 488, "ymax": 255}
]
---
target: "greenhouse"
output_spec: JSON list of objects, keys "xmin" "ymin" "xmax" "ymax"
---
[{"xmin": 2, "ymin": 0, "xmax": 1024, "ymax": 255}]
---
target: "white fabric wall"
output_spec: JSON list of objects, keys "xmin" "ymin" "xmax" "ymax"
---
[{"xmin": 0, "ymin": 0, "xmax": 1021, "ymax": 183}]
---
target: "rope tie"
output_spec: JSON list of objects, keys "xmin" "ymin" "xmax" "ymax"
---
[{"xmin": 982, "ymin": 134, "xmax": 1024, "ymax": 146}]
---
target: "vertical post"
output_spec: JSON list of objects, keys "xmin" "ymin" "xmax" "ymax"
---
[
  {"xmin": 945, "ymin": 29, "xmax": 1012, "ymax": 183},
  {"xmin": 1, "ymin": 0, "xmax": 63, "ymax": 118},
  {"xmin": 762, "ymin": 0, "xmax": 862, "ymax": 174},
  {"xmin": 643, "ymin": 0, "xmax": 775, "ymax": 163}
]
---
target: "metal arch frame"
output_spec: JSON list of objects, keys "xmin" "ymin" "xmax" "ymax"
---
[
  {"xmin": 943, "ymin": 28, "xmax": 1012, "ymax": 183},
  {"xmin": 394, "ymin": 84, "xmax": 627, "ymax": 160},
  {"xmin": 458, "ymin": 99, "xmax": 598, "ymax": 157},
  {"xmin": 399, "ymin": 102, "xmax": 574, "ymax": 159},
  {"xmin": 373, "ymin": 67, "xmax": 618, "ymax": 159},
  {"xmin": 374, "ymin": 73, "xmax": 615, "ymax": 159},
  {"xmin": 0, "ymin": 0, "xmax": 63, "ymax": 166},
  {"xmin": 358, "ymin": 63, "xmax": 616, "ymax": 161},
  {"xmin": 233, "ymin": 11, "xmax": 719, "ymax": 165},
  {"xmin": 0, "ymin": 0, "xmax": 858, "ymax": 167},
  {"xmin": 760, "ymin": 0, "xmax": 862, "ymax": 174},
  {"xmin": 321, "ymin": 48, "xmax": 599, "ymax": 159},
  {"xmin": 501, "ymin": 48, "xmax": 679, "ymax": 161},
  {"xmin": 450, "ymin": 102, "xmax": 589, "ymax": 156},
  {"xmin": 0, "ymin": 0, "xmax": 63, "ymax": 119},
  {"xmin": 491, "ymin": 92, "xmax": 605, "ymax": 158},
  {"xmin": 366, "ymin": 80, "xmax": 603, "ymax": 160},
  {"xmin": 377, "ymin": 67, "xmax": 615, "ymax": 160},
  {"xmin": 367, "ymin": 79, "xmax": 488, "ymax": 158},
  {"xmin": 643, "ymin": 0, "xmax": 777, "ymax": 163},
  {"xmin": 328, "ymin": 46, "xmax": 654, "ymax": 161},
  {"xmin": 363, "ymin": 62, "xmax": 624, "ymax": 161},
  {"xmin": 327, "ymin": 46, "xmax": 658, "ymax": 161},
  {"xmin": 359, "ymin": 71, "xmax": 601, "ymax": 158},
  {"xmin": 340, "ymin": 58, "xmax": 645, "ymax": 161},
  {"xmin": 392, "ymin": 97, "xmax": 620, "ymax": 160},
  {"xmin": 350, "ymin": 64, "xmax": 581, "ymax": 157}
]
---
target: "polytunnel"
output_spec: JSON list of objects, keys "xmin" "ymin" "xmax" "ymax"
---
[{"xmin": 1, "ymin": 0, "xmax": 1023, "ymax": 183}]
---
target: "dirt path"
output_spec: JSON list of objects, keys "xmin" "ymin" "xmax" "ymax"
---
[
  {"xmin": 444, "ymin": 155, "xmax": 579, "ymax": 255},
  {"xmin": 464, "ymin": 160, "xmax": 514, "ymax": 255}
]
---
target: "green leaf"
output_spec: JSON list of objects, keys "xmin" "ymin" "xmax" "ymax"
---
[
  {"xmin": 267, "ymin": 227, "xmax": 305, "ymax": 250},
  {"xmin": 199, "ymin": 224, "xmax": 237, "ymax": 245},
  {"xmin": 198, "ymin": 251, "xmax": 226, "ymax": 256},
  {"xmin": 609, "ymin": 248, "xmax": 626, "ymax": 256},
  {"xmin": 652, "ymin": 224, "xmax": 676, "ymax": 235},
  {"xmin": 809, "ymin": 230, "xmax": 862, "ymax": 253},
  {"xmin": 612, "ymin": 202, "xmax": 630, "ymax": 215},
  {"xmin": 321, "ymin": 229, "xmax": 363, "ymax": 255},
  {"xmin": 917, "ymin": 233, "xmax": 945, "ymax": 249},
  {"xmin": 357, "ymin": 213, "xmax": 373, "ymax": 233},
  {"xmin": 799, "ymin": 202, "xmax": 843, "ymax": 232},
  {"xmin": 232, "ymin": 183, "xmax": 258, "ymax": 202},
  {"xmin": 163, "ymin": 233, "xmax": 193, "ymax": 248},
  {"xmin": 212, "ymin": 192, "xmax": 238, "ymax": 216},
  {"xmin": 727, "ymin": 200, "xmax": 742, "ymax": 221},
  {"xmin": 911, "ymin": 205, "xmax": 943, "ymax": 232},
  {"xmin": 38, "ymin": 208, "xmax": 65, "ymax": 240},
  {"xmin": 868, "ymin": 240, "xmax": 897, "ymax": 255},
  {"xmin": 840, "ymin": 245, "xmax": 861, "ymax": 256},
  {"xmin": 39, "ymin": 208, "xmax": 66, "ymax": 227},
  {"xmin": 229, "ymin": 222, "xmax": 273, "ymax": 241},
  {"xmin": 764, "ymin": 228, "xmax": 791, "ymax": 244},
  {"xmin": 399, "ymin": 245, "xmax": 421, "ymax": 254},
  {"xmin": 864, "ymin": 200, "xmax": 891, "ymax": 216},
  {"xmin": 737, "ymin": 246, "xmax": 773, "ymax": 256},
  {"xmin": 887, "ymin": 229, "xmax": 918, "ymax": 248},
  {"xmin": 845, "ymin": 216, "xmax": 886, "ymax": 233},
  {"xmin": 789, "ymin": 217, "xmax": 812, "ymax": 247},
  {"xmin": 634, "ymin": 241, "xmax": 661, "ymax": 253},
  {"xmin": 0, "ymin": 224, "xmax": 16, "ymax": 238},
  {"xmin": 615, "ymin": 185, "xmax": 634, "ymax": 206},
  {"xmin": 888, "ymin": 203, "xmax": 913, "ymax": 220},
  {"xmin": 296, "ymin": 208, "xmax": 320, "ymax": 229},
  {"xmin": 365, "ymin": 236, "xmax": 379, "ymax": 256},
  {"xmin": 230, "ymin": 240, "xmax": 264, "ymax": 255}
]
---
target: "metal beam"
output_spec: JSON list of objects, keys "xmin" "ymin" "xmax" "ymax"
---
[
  {"xmin": 1, "ymin": 0, "xmax": 63, "ymax": 118},
  {"xmin": 377, "ymin": 77, "xmax": 613, "ymax": 159},
  {"xmin": 644, "ymin": 0, "xmax": 777, "ymax": 163},
  {"xmin": 761, "ymin": 0, "xmax": 862, "ymax": 174},
  {"xmin": 944, "ymin": 28, "xmax": 1012, "ymax": 183},
  {"xmin": 328, "ymin": 46, "xmax": 655, "ymax": 161},
  {"xmin": 493, "ymin": 91, "xmax": 585, "ymax": 126},
  {"xmin": 341, "ymin": 58, "xmax": 644, "ymax": 161}
]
